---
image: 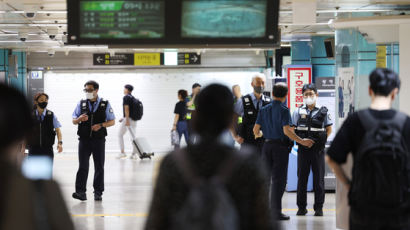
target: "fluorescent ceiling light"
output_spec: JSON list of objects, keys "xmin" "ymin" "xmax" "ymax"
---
[
  {"xmin": 0, "ymin": 11, "xmax": 67, "ymax": 14},
  {"xmin": 0, "ymin": 24, "xmax": 66, "ymax": 27},
  {"xmin": 279, "ymin": 9, "xmax": 393, "ymax": 14},
  {"xmin": 164, "ymin": 51, "xmax": 178, "ymax": 66}
]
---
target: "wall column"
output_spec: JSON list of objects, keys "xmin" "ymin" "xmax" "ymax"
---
[{"xmin": 399, "ymin": 24, "xmax": 410, "ymax": 115}]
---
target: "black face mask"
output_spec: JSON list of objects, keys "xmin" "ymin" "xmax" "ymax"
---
[{"xmin": 38, "ymin": 102, "xmax": 48, "ymax": 109}]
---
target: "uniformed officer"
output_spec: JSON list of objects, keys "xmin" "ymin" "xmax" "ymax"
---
[
  {"xmin": 253, "ymin": 83, "xmax": 314, "ymax": 221},
  {"xmin": 27, "ymin": 92, "xmax": 63, "ymax": 162},
  {"xmin": 292, "ymin": 84, "xmax": 333, "ymax": 217},
  {"xmin": 186, "ymin": 83, "xmax": 201, "ymax": 134},
  {"xmin": 233, "ymin": 74, "xmax": 271, "ymax": 154},
  {"xmin": 72, "ymin": 80, "xmax": 115, "ymax": 201}
]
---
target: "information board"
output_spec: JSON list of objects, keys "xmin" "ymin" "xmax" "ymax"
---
[
  {"xmin": 286, "ymin": 66, "xmax": 312, "ymax": 115},
  {"xmin": 80, "ymin": 0, "xmax": 165, "ymax": 39},
  {"xmin": 68, "ymin": 0, "xmax": 280, "ymax": 47}
]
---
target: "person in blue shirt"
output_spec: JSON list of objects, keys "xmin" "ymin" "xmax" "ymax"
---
[
  {"xmin": 27, "ymin": 92, "xmax": 63, "ymax": 162},
  {"xmin": 71, "ymin": 80, "xmax": 115, "ymax": 202},
  {"xmin": 253, "ymin": 83, "xmax": 314, "ymax": 221}
]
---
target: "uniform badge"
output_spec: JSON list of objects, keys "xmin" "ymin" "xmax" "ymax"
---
[
  {"xmin": 101, "ymin": 103, "xmax": 106, "ymax": 107},
  {"xmin": 47, "ymin": 111, "xmax": 52, "ymax": 115},
  {"xmin": 244, "ymin": 97, "xmax": 250, "ymax": 103},
  {"xmin": 301, "ymin": 114, "xmax": 307, "ymax": 119},
  {"xmin": 109, "ymin": 108, "xmax": 113, "ymax": 113},
  {"xmin": 82, "ymin": 102, "xmax": 86, "ymax": 107},
  {"xmin": 248, "ymin": 111, "xmax": 253, "ymax": 115}
]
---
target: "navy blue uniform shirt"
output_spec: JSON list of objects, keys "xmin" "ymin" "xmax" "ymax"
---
[{"xmin": 256, "ymin": 100, "xmax": 292, "ymax": 140}]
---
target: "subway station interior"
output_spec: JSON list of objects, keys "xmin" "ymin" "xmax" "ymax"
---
[{"xmin": 1, "ymin": 0, "xmax": 410, "ymax": 230}]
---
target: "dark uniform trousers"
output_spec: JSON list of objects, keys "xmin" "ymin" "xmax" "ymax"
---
[
  {"xmin": 241, "ymin": 138, "xmax": 265, "ymax": 157},
  {"xmin": 262, "ymin": 140, "xmax": 290, "ymax": 212},
  {"xmin": 297, "ymin": 147, "xmax": 325, "ymax": 210},
  {"xmin": 75, "ymin": 138, "xmax": 105, "ymax": 195}
]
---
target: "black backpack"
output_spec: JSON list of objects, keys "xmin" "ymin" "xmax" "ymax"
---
[
  {"xmin": 349, "ymin": 109, "xmax": 410, "ymax": 214},
  {"xmin": 131, "ymin": 96, "xmax": 143, "ymax": 121},
  {"xmin": 171, "ymin": 149, "xmax": 241, "ymax": 230}
]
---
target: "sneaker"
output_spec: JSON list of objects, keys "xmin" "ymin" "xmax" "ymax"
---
[
  {"xmin": 117, "ymin": 153, "xmax": 126, "ymax": 159},
  {"xmin": 130, "ymin": 153, "xmax": 137, "ymax": 159},
  {"xmin": 72, "ymin": 192, "xmax": 87, "ymax": 201},
  {"xmin": 314, "ymin": 209, "xmax": 323, "ymax": 216},
  {"xmin": 278, "ymin": 213, "xmax": 290, "ymax": 221},
  {"xmin": 296, "ymin": 208, "xmax": 308, "ymax": 216},
  {"xmin": 94, "ymin": 194, "xmax": 102, "ymax": 201}
]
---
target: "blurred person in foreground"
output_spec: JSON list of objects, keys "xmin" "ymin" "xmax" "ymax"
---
[
  {"xmin": 0, "ymin": 83, "xmax": 73, "ymax": 230},
  {"xmin": 145, "ymin": 83, "xmax": 278, "ymax": 230}
]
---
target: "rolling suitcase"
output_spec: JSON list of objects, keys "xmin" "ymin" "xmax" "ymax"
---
[{"xmin": 128, "ymin": 127, "xmax": 154, "ymax": 160}]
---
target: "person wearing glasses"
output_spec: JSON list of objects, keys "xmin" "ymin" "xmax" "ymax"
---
[
  {"xmin": 291, "ymin": 84, "xmax": 333, "ymax": 217},
  {"xmin": 71, "ymin": 80, "xmax": 115, "ymax": 202}
]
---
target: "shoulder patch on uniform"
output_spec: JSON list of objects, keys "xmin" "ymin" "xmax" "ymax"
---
[{"xmin": 109, "ymin": 108, "xmax": 113, "ymax": 113}]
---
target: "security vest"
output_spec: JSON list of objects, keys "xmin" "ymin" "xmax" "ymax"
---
[
  {"xmin": 186, "ymin": 95, "xmax": 196, "ymax": 120},
  {"xmin": 295, "ymin": 105, "xmax": 328, "ymax": 151},
  {"xmin": 240, "ymin": 94, "xmax": 271, "ymax": 143},
  {"xmin": 28, "ymin": 110, "xmax": 56, "ymax": 148},
  {"xmin": 77, "ymin": 99, "xmax": 108, "ymax": 139}
]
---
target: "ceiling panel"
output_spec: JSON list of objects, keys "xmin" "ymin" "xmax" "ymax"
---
[{"xmin": 0, "ymin": 0, "xmax": 408, "ymax": 52}]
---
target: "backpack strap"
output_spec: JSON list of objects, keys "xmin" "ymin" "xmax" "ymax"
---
[
  {"xmin": 359, "ymin": 109, "xmax": 407, "ymax": 133},
  {"xmin": 358, "ymin": 109, "xmax": 381, "ymax": 131},
  {"xmin": 173, "ymin": 147, "xmax": 244, "ymax": 187},
  {"xmin": 173, "ymin": 149, "xmax": 202, "ymax": 187}
]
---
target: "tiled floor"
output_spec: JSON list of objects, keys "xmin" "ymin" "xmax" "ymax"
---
[{"xmin": 53, "ymin": 153, "xmax": 337, "ymax": 230}]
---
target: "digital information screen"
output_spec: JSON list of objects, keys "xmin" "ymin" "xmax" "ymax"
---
[
  {"xmin": 181, "ymin": 0, "xmax": 267, "ymax": 38},
  {"xmin": 79, "ymin": 0, "xmax": 165, "ymax": 39}
]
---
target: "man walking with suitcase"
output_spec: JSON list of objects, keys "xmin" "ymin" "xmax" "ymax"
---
[
  {"xmin": 117, "ymin": 84, "xmax": 141, "ymax": 159},
  {"xmin": 327, "ymin": 68, "xmax": 410, "ymax": 229}
]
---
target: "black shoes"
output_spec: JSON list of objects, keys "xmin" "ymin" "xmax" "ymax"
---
[
  {"xmin": 278, "ymin": 213, "xmax": 290, "ymax": 221},
  {"xmin": 314, "ymin": 209, "xmax": 323, "ymax": 216},
  {"xmin": 94, "ymin": 194, "xmax": 102, "ymax": 201},
  {"xmin": 296, "ymin": 208, "xmax": 308, "ymax": 216},
  {"xmin": 72, "ymin": 192, "xmax": 87, "ymax": 201}
]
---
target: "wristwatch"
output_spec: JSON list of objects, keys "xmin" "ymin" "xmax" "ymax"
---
[{"xmin": 58, "ymin": 141, "xmax": 63, "ymax": 145}]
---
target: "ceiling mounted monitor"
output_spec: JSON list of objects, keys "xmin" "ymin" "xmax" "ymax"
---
[{"xmin": 68, "ymin": 0, "xmax": 280, "ymax": 48}]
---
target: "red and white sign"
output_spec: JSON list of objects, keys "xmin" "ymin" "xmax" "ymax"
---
[{"xmin": 287, "ymin": 66, "xmax": 312, "ymax": 114}]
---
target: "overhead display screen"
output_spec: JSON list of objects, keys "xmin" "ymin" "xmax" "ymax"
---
[
  {"xmin": 79, "ymin": 0, "xmax": 165, "ymax": 39},
  {"xmin": 68, "ymin": 0, "xmax": 280, "ymax": 47},
  {"xmin": 181, "ymin": 0, "xmax": 267, "ymax": 38}
]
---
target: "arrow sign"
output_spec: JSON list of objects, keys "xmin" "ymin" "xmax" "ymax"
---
[
  {"xmin": 93, "ymin": 53, "xmax": 134, "ymax": 65},
  {"xmin": 177, "ymin": 53, "xmax": 201, "ymax": 65},
  {"xmin": 96, "ymin": 56, "xmax": 103, "ymax": 64}
]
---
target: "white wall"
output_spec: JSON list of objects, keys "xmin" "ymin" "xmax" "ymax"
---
[{"xmin": 44, "ymin": 69, "xmax": 259, "ymax": 154}]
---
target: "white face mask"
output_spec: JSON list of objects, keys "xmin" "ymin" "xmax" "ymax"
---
[
  {"xmin": 85, "ymin": 92, "xmax": 94, "ymax": 100},
  {"xmin": 305, "ymin": 96, "xmax": 316, "ymax": 105}
]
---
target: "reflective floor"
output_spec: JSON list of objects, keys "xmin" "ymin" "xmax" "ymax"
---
[{"xmin": 53, "ymin": 153, "xmax": 337, "ymax": 230}]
